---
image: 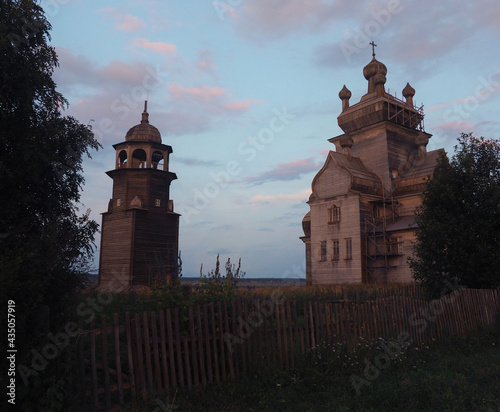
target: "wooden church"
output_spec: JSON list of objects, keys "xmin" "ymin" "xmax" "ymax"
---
[
  {"xmin": 301, "ymin": 50, "xmax": 443, "ymax": 285},
  {"xmin": 98, "ymin": 103, "xmax": 180, "ymax": 289}
]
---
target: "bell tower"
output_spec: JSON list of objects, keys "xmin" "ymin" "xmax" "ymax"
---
[{"xmin": 98, "ymin": 102, "xmax": 180, "ymax": 289}]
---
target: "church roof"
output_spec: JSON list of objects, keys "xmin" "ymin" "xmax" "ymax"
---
[
  {"xmin": 329, "ymin": 151, "xmax": 383, "ymax": 195},
  {"xmin": 384, "ymin": 215, "xmax": 418, "ymax": 232},
  {"xmin": 125, "ymin": 102, "xmax": 162, "ymax": 143},
  {"xmin": 393, "ymin": 149, "xmax": 441, "ymax": 195}
]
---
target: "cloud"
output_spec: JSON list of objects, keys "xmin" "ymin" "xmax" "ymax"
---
[
  {"xmin": 312, "ymin": 0, "xmax": 499, "ymax": 77},
  {"xmin": 234, "ymin": 0, "xmax": 343, "ymax": 42},
  {"xmin": 165, "ymin": 83, "xmax": 261, "ymax": 131},
  {"xmin": 174, "ymin": 157, "xmax": 222, "ymax": 167},
  {"xmin": 99, "ymin": 8, "xmax": 145, "ymax": 32},
  {"xmin": 222, "ymin": 99, "xmax": 261, "ymax": 112},
  {"xmin": 118, "ymin": 14, "xmax": 145, "ymax": 31},
  {"xmin": 435, "ymin": 121, "xmax": 474, "ymax": 133},
  {"xmin": 243, "ymin": 157, "xmax": 321, "ymax": 186},
  {"xmin": 196, "ymin": 49, "xmax": 217, "ymax": 76},
  {"xmin": 134, "ymin": 38, "xmax": 177, "ymax": 54},
  {"xmin": 250, "ymin": 189, "xmax": 311, "ymax": 204},
  {"xmin": 54, "ymin": 46, "xmax": 258, "ymax": 139},
  {"xmin": 168, "ymin": 84, "xmax": 226, "ymax": 102}
]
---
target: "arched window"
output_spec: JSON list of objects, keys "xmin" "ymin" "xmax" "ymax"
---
[
  {"xmin": 118, "ymin": 150, "xmax": 127, "ymax": 168},
  {"xmin": 151, "ymin": 150, "xmax": 164, "ymax": 170},
  {"xmin": 131, "ymin": 148, "xmax": 147, "ymax": 168},
  {"xmin": 327, "ymin": 205, "xmax": 341, "ymax": 224}
]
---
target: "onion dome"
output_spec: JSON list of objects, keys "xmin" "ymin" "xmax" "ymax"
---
[
  {"xmin": 402, "ymin": 82, "xmax": 415, "ymax": 107},
  {"xmin": 339, "ymin": 85, "xmax": 352, "ymax": 100},
  {"xmin": 363, "ymin": 57, "xmax": 387, "ymax": 94},
  {"xmin": 402, "ymin": 82, "xmax": 415, "ymax": 98},
  {"xmin": 125, "ymin": 101, "xmax": 162, "ymax": 143}
]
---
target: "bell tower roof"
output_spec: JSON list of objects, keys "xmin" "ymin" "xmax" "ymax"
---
[{"xmin": 125, "ymin": 101, "xmax": 162, "ymax": 143}]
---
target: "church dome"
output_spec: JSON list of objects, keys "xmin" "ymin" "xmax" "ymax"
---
[
  {"xmin": 363, "ymin": 56, "xmax": 387, "ymax": 94},
  {"xmin": 363, "ymin": 57, "xmax": 387, "ymax": 81},
  {"xmin": 125, "ymin": 102, "xmax": 162, "ymax": 143}
]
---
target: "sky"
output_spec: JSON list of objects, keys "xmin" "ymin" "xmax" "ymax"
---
[{"xmin": 45, "ymin": 0, "xmax": 500, "ymax": 279}]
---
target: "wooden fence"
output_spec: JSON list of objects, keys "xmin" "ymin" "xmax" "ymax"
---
[{"xmin": 73, "ymin": 288, "xmax": 499, "ymax": 410}]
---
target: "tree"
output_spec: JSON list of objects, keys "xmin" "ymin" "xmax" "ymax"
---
[
  {"xmin": 0, "ymin": 0, "xmax": 100, "ymax": 347},
  {"xmin": 410, "ymin": 133, "xmax": 500, "ymax": 296}
]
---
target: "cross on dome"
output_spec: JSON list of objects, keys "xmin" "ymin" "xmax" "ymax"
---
[{"xmin": 370, "ymin": 41, "xmax": 377, "ymax": 58}]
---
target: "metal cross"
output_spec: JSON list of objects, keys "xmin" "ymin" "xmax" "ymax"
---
[{"xmin": 370, "ymin": 41, "xmax": 377, "ymax": 58}]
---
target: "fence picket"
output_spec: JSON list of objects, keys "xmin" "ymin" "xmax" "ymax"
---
[
  {"xmin": 203, "ymin": 304, "xmax": 213, "ymax": 384},
  {"xmin": 196, "ymin": 305, "xmax": 207, "ymax": 386},
  {"xmin": 125, "ymin": 312, "xmax": 136, "ymax": 399},
  {"xmin": 158, "ymin": 310, "xmax": 170, "ymax": 391},
  {"xmin": 188, "ymin": 307, "xmax": 200, "ymax": 387},
  {"xmin": 90, "ymin": 319, "xmax": 99, "ymax": 409},
  {"xmin": 100, "ymin": 316, "xmax": 111, "ymax": 409},
  {"xmin": 150, "ymin": 312, "xmax": 162, "ymax": 393},
  {"xmin": 142, "ymin": 312, "xmax": 154, "ymax": 392},
  {"xmin": 209, "ymin": 302, "xmax": 220, "ymax": 384}
]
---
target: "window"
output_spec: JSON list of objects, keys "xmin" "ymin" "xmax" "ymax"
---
[
  {"xmin": 116, "ymin": 199, "xmax": 121, "ymax": 207},
  {"xmin": 345, "ymin": 238, "xmax": 352, "ymax": 260},
  {"xmin": 155, "ymin": 199, "xmax": 161, "ymax": 207},
  {"xmin": 328, "ymin": 205, "xmax": 341, "ymax": 224},
  {"xmin": 332, "ymin": 239, "xmax": 340, "ymax": 260},
  {"xmin": 320, "ymin": 241, "xmax": 327, "ymax": 261},
  {"xmin": 387, "ymin": 237, "xmax": 403, "ymax": 255}
]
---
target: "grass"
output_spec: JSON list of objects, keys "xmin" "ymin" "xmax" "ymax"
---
[
  {"xmin": 124, "ymin": 329, "xmax": 500, "ymax": 412},
  {"xmin": 70, "ymin": 281, "xmax": 429, "ymax": 323}
]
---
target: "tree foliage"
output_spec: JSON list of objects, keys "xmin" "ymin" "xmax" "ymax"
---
[
  {"xmin": 0, "ymin": 0, "xmax": 100, "ymax": 345},
  {"xmin": 410, "ymin": 133, "xmax": 500, "ymax": 296}
]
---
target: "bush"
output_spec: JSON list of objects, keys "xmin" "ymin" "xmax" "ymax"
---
[{"xmin": 195, "ymin": 255, "xmax": 245, "ymax": 303}]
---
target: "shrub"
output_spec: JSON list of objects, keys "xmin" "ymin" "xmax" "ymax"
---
[{"xmin": 195, "ymin": 255, "xmax": 245, "ymax": 303}]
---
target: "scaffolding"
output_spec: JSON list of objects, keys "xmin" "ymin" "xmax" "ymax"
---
[
  {"xmin": 362, "ymin": 194, "xmax": 402, "ymax": 283},
  {"xmin": 386, "ymin": 97, "xmax": 425, "ymax": 131}
]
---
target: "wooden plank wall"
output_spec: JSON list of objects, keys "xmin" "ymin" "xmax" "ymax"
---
[{"xmin": 75, "ymin": 288, "xmax": 499, "ymax": 410}]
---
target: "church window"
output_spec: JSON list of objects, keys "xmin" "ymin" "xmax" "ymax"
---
[
  {"xmin": 320, "ymin": 241, "xmax": 327, "ymax": 261},
  {"xmin": 328, "ymin": 205, "xmax": 341, "ymax": 224},
  {"xmin": 332, "ymin": 239, "xmax": 340, "ymax": 260},
  {"xmin": 387, "ymin": 237, "xmax": 403, "ymax": 255},
  {"xmin": 155, "ymin": 199, "xmax": 161, "ymax": 207},
  {"xmin": 345, "ymin": 238, "xmax": 352, "ymax": 260},
  {"xmin": 116, "ymin": 199, "xmax": 121, "ymax": 207}
]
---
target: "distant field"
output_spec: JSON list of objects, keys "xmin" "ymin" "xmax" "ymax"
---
[{"xmin": 181, "ymin": 277, "xmax": 307, "ymax": 288}]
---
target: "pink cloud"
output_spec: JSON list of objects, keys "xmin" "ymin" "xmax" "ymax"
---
[
  {"xmin": 134, "ymin": 38, "xmax": 177, "ymax": 54},
  {"xmin": 250, "ymin": 189, "xmax": 311, "ymax": 204},
  {"xmin": 222, "ymin": 99, "xmax": 261, "ymax": 112},
  {"xmin": 238, "ymin": 0, "xmax": 324, "ymax": 38},
  {"xmin": 118, "ymin": 14, "xmax": 145, "ymax": 31},
  {"xmin": 168, "ymin": 84, "xmax": 226, "ymax": 102},
  {"xmin": 196, "ymin": 49, "xmax": 216, "ymax": 75},
  {"xmin": 436, "ymin": 121, "xmax": 474, "ymax": 132},
  {"xmin": 99, "ymin": 8, "xmax": 145, "ymax": 32}
]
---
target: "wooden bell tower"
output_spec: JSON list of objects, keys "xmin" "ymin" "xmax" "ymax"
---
[{"xmin": 98, "ymin": 102, "xmax": 180, "ymax": 289}]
